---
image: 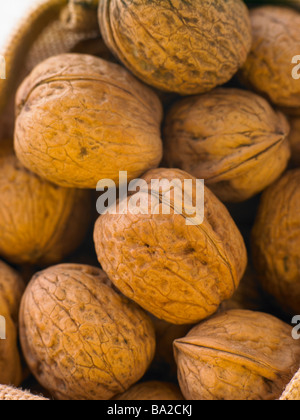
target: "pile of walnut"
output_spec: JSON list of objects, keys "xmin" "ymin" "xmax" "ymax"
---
[{"xmin": 1, "ymin": 0, "xmax": 300, "ymax": 401}]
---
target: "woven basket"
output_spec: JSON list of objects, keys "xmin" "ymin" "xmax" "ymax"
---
[
  {"xmin": 0, "ymin": 385, "xmax": 48, "ymax": 401},
  {"xmin": 0, "ymin": 0, "xmax": 102, "ymax": 139},
  {"xmin": 280, "ymin": 368, "xmax": 300, "ymax": 400}
]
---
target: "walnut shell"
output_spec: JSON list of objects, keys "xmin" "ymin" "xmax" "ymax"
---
[
  {"xmin": 114, "ymin": 381, "xmax": 184, "ymax": 401},
  {"xmin": 0, "ymin": 260, "xmax": 24, "ymax": 386},
  {"xmin": 14, "ymin": 54, "xmax": 163, "ymax": 189},
  {"xmin": 174, "ymin": 310, "xmax": 300, "ymax": 400},
  {"xmin": 0, "ymin": 140, "xmax": 91, "ymax": 265},
  {"xmin": 252, "ymin": 169, "xmax": 300, "ymax": 315},
  {"xmin": 0, "ymin": 385, "xmax": 48, "ymax": 401},
  {"xmin": 98, "ymin": 0, "xmax": 252, "ymax": 95},
  {"xmin": 288, "ymin": 117, "xmax": 300, "ymax": 167},
  {"xmin": 164, "ymin": 88, "xmax": 291, "ymax": 202},
  {"xmin": 240, "ymin": 6, "xmax": 300, "ymax": 111},
  {"xmin": 280, "ymin": 368, "xmax": 300, "ymax": 400},
  {"xmin": 19, "ymin": 264, "xmax": 156, "ymax": 400},
  {"xmin": 94, "ymin": 168, "xmax": 247, "ymax": 325}
]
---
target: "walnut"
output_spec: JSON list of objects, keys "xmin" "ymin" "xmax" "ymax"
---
[
  {"xmin": 0, "ymin": 140, "xmax": 91, "ymax": 265},
  {"xmin": 0, "ymin": 260, "xmax": 24, "ymax": 386},
  {"xmin": 252, "ymin": 169, "xmax": 300, "ymax": 315},
  {"xmin": 98, "ymin": 0, "xmax": 252, "ymax": 95},
  {"xmin": 99, "ymin": 0, "xmax": 251, "ymax": 95},
  {"xmin": 163, "ymin": 88, "xmax": 290, "ymax": 202},
  {"xmin": 19, "ymin": 264, "xmax": 156, "ymax": 400},
  {"xmin": 240, "ymin": 6, "xmax": 300, "ymax": 113},
  {"xmin": 94, "ymin": 168, "xmax": 247, "ymax": 325},
  {"xmin": 114, "ymin": 381, "xmax": 184, "ymax": 401},
  {"xmin": 14, "ymin": 54, "xmax": 163, "ymax": 189},
  {"xmin": 174, "ymin": 310, "xmax": 300, "ymax": 400}
]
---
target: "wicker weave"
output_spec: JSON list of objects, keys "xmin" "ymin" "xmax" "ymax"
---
[
  {"xmin": 280, "ymin": 368, "xmax": 300, "ymax": 400},
  {"xmin": 0, "ymin": 0, "xmax": 101, "ymax": 138},
  {"xmin": 0, "ymin": 385, "xmax": 48, "ymax": 401}
]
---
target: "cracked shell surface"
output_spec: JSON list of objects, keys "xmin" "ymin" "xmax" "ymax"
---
[
  {"xmin": 164, "ymin": 88, "xmax": 291, "ymax": 203},
  {"xmin": 19, "ymin": 264, "xmax": 156, "ymax": 400},
  {"xmin": 0, "ymin": 260, "xmax": 24, "ymax": 386},
  {"xmin": 94, "ymin": 168, "xmax": 247, "ymax": 325},
  {"xmin": 252, "ymin": 170, "xmax": 300, "ymax": 315},
  {"xmin": 174, "ymin": 310, "xmax": 300, "ymax": 400},
  {"xmin": 0, "ymin": 140, "xmax": 91, "ymax": 265},
  {"xmin": 240, "ymin": 6, "xmax": 300, "ymax": 111},
  {"xmin": 14, "ymin": 54, "xmax": 163, "ymax": 189},
  {"xmin": 98, "ymin": 0, "xmax": 252, "ymax": 95},
  {"xmin": 114, "ymin": 381, "xmax": 184, "ymax": 400}
]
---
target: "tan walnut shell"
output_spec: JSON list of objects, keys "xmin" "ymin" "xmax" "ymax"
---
[
  {"xmin": 19, "ymin": 264, "xmax": 156, "ymax": 400},
  {"xmin": 163, "ymin": 88, "xmax": 291, "ymax": 202},
  {"xmin": 288, "ymin": 117, "xmax": 300, "ymax": 168},
  {"xmin": 240, "ymin": 6, "xmax": 300, "ymax": 111},
  {"xmin": 174, "ymin": 310, "xmax": 300, "ymax": 400},
  {"xmin": 0, "ymin": 260, "xmax": 25, "ymax": 386},
  {"xmin": 252, "ymin": 169, "xmax": 300, "ymax": 315},
  {"xmin": 14, "ymin": 54, "xmax": 163, "ymax": 189},
  {"xmin": 94, "ymin": 168, "xmax": 247, "ymax": 325},
  {"xmin": 0, "ymin": 140, "xmax": 91, "ymax": 265},
  {"xmin": 114, "ymin": 381, "xmax": 184, "ymax": 401},
  {"xmin": 98, "ymin": 0, "xmax": 252, "ymax": 95}
]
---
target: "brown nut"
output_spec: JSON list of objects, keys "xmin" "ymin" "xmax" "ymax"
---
[
  {"xmin": 0, "ymin": 260, "xmax": 25, "ymax": 386},
  {"xmin": 0, "ymin": 385, "xmax": 48, "ymax": 401},
  {"xmin": 19, "ymin": 264, "xmax": 156, "ymax": 400},
  {"xmin": 98, "ymin": 0, "xmax": 252, "ymax": 95},
  {"xmin": 252, "ymin": 169, "xmax": 300, "ymax": 315},
  {"xmin": 288, "ymin": 117, "xmax": 300, "ymax": 167},
  {"xmin": 240, "ymin": 6, "xmax": 300, "ymax": 112},
  {"xmin": 14, "ymin": 54, "xmax": 163, "ymax": 189},
  {"xmin": 174, "ymin": 310, "xmax": 300, "ymax": 400},
  {"xmin": 114, "ymin": 381, "xmax": 184, "ymax": 401},
  {"xmin": 0, "ymin": 140, "xmax": 91, "ymax": 265},
  {"xmin": 94, "ymin": 168, "xmax": 247, "ymax": 325},
  {"xmin": 163, "ymin": 88, "xmax": 291, "ymax": 202}
]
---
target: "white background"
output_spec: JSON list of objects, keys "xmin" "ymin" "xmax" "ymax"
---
[{"xmin": 0, "ymin": 0, "xmax": 36, "ymax": 48}]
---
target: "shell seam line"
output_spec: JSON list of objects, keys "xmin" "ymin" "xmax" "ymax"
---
[
  {"xmin": 206, "ymin": 135, "xmax": 287, "ymax": 182},
  {"xmin": 176, "ymin": 341, "xmax": 286, "ymax": 376}
]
